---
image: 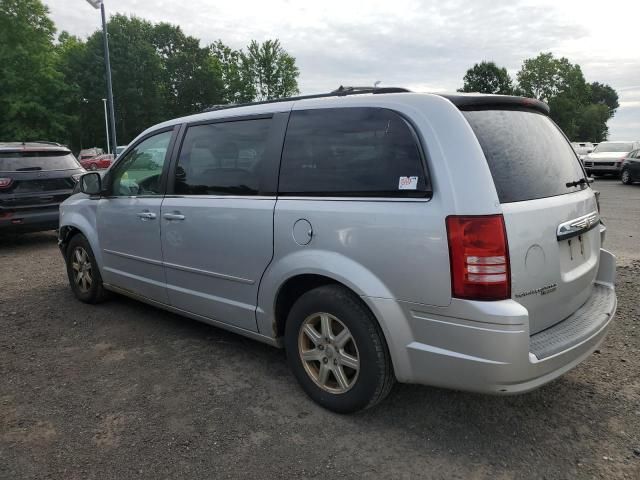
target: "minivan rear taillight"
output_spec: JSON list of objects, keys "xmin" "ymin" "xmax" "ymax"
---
[
  {"xmin": 0, "ymin": 178, "xmax": 13, "ymax": 189},
  {"xmin": 446, "ymin": 215, "xmax": 510, "ymax": 300}
]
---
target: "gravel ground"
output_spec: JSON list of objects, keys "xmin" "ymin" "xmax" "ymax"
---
[
  {"xmin": 592, "ymin": 178, "xmax": 640, "ymax": 265},
  {"xmin": 1, "ymin": 182, "xmax": 639, "ymax": 479}
]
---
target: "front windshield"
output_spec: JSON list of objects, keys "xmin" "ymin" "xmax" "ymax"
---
[{"xmin": 593, "ymin": 142, "xmax": 633, "ymax": 153}]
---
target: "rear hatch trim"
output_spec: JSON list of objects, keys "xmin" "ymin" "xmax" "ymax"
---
[{"xmin": 556, "ymin": 211, "xmax": 600, "ymax": 241}]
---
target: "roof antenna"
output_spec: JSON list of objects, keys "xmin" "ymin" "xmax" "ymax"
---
[{"xmin": 373, "ymin": 80, "xmax": 381, "ymax": 90}]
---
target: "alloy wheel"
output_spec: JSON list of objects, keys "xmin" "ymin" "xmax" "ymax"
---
[
  {"xmin": 298, "ymin": 312, "xmax": 360, "ymax": 394},
  {"xmin": 71, "ymin": 246, "xmax": 93, "ymax": 293},
  {"xmin": 621, "ymin": 170, "xmax": 631, "ymax": 184}
]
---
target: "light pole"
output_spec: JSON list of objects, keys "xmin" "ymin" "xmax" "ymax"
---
[
  {"xmin": 85, "ymin": 0, "xmax": 117, "ymax": 155},
  {"xmin": 102, "ymin": 98, "xmax": 110, "ymax": 154}
]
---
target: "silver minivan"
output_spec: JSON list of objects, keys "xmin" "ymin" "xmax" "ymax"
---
[{"xmin": 59, "ymin": 88, "xmax": 617, "ymax": 413}]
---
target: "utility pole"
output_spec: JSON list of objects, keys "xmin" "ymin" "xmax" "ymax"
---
[
  {"xmin": 102, "ymin": 98, "xmax": 110, "ymax": 154},
  {"xmin": 86, "ymin": 0, "xmax": 117, "ymax": 154}
]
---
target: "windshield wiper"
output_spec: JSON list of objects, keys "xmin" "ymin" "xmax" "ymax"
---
[{"xmin": 565, "ymin": 177, "xmax": 593, "ymax": 188}]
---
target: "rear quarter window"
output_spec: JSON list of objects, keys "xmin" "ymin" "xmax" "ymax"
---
[
  {"xmin": 463, "ymin": 110, "xmax": 586, "ymax": 203},
  {"xmin": 279, "ymin": 107, "xmax": 430, "ymax": 197}
]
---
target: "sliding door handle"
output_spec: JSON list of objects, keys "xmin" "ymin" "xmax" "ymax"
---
[
  {"xmin": 136, "ymin": 211, "xmax": 156, "ymax": 220},
  {"xmin": 163, "ymin": 213, "xmax": 185, "ymax": 221}
]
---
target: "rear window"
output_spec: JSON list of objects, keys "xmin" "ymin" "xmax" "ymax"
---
[
  {"xmin": 279, "ymin": 108, "xmax": 429, "ymax": 197},
  {"xmin": 463, "ymin": 110, "xmax": 586, "ymax": 203},
  {"xmin": 0, "ymin": 151, "xmax": 80, "ymax": 172}
]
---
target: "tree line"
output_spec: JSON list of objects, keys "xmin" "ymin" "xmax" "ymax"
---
[
  {"xmin": 1, "ymin": 0, "xmax": 620, "ymax": 151},
  {"xmin": 0, "ymin": 0, "xmax": 299, "ymax": 152},
  {"xmin": 458, "ymin": 55, "xmax": 619, "ymax": 142}
]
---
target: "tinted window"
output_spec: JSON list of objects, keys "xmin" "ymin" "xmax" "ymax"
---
[
  {"xmin": 279, "ymin": 108, "xmax": 429, "ymax": 197},
  {"xmin": 110, "ymin": 130, "xmax": 173, "ymax": 196},
  {"xmin": 463, "ymin": 110, "xmax": 586, "ymax": 203},
  {"xmin": 175, "ymin": 119, "xmax": 271, "ymax": 195},
  {"xmin": 0, "ymin": 151, "xmax": 80, "ymax": 171}
]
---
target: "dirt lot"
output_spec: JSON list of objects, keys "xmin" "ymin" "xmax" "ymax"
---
[{"xmin": 1, "ymin": 179, "xmax": 639, "ymax": 479}]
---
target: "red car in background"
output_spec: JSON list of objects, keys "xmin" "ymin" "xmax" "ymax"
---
[{"xmin": 79, "ymin": 153, "xmax": 114, "ymax": 170}]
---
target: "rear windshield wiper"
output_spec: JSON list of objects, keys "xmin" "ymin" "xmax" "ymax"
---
[{"xmin": 565, "ymin": 177, "xmax": 593, "ymax": 188}]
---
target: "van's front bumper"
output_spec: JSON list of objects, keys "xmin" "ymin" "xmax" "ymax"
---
[{"xmin": 364, "ymin": 249, "xmax": 616, "ymax": 393}]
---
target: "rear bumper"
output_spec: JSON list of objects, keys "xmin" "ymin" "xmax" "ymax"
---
[
  {"xmin": 0, "ymin": 208, "xmax": 59, "ymax": 233},
  {"xmin": 366, "ymin": 249, "xmax": 616, "ymax": 393}
]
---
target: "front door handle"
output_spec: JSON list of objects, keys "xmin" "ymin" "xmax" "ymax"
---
[
  {"xmin": 163, "ymin": 213, "xmax": 185, "ymax": 221},
  {"xmin": 137, "ymin": 211, "xmax": 157, "ymax": 220}
]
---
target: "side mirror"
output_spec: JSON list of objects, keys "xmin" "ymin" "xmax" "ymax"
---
[{"xmin": 79, "ymin": 172, "xmax": 102, "ymax": 195}]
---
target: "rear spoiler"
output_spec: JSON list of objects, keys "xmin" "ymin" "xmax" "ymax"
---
[{"xmin": 437, "ymin": 94, "xmax": 550, "ymax": 116}]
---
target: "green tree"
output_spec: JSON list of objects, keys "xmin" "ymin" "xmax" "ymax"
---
[
  {"xmin": 151, "ymin": 23, "xmax": 224, "ymax": 117},
  {"xmin": 68, "ymin": 15, "xmax": 165, "ymax": 149},
  {"xmin": 55, "ymin": 31, "xmax": 87, "ymax": 150},
  {"xmin": 589, "ymin": 81, "xmax": 619, "ymax": 117},
  {"xmin": 210, "ymin": 39, "xmax": 300, "ymax": 104},
  {"xmin": 516, "ymin": 53, "xmax": 591, "ymax": 139},
  {"xmin": 241, "ymin": 40, "xmax": 299, "ymax": 101},
  {"xmin": 576, "ymin": 103, "xmax": 611, "ymax": 142},
  {"xmin": 210, "ymin": 40, "xmax": 255, "ymax": 103},
  {"xmin": 458, "ymin": 61, "xmax": 513, "ymax": 94},
  {"xmin": 0, "ymin": 0, "xmax": 72, "ymax": 142},
  {"xmin": 516, "ymin": 52, "xmax": 589, "ymax": 104}
]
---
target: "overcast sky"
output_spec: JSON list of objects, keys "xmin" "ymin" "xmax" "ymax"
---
[{"xmin": 46, "ymin": 0, "xmax": 639, "ymax": 140}]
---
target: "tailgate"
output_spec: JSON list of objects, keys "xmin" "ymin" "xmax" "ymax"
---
[
  {"xmin": 502, "ymin": 189, "xmax": 600, "ymax": 333},
  {"xmin": 0, "ymin": 172, "xmax": 77, "ymax": 210},
  {"xmin": 462, "ymin": 108, "xmax": 599, "ymax": 334}
]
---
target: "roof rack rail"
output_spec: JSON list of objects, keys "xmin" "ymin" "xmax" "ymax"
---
[
  {"xmin": 27, "ymin": 141, "xmax": 64, "ymax": 147},
  {"xmin": 203, "ymin": 85, "xmax": 411, "ymax": 112},
  {"xmin": 330, "ymin": 85, "xmax": 411, "ymax": 95}
]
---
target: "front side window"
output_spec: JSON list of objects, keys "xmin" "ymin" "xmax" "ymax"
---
[
  {"xmin": 174, "ymin": 119, "xmax": 271, "ymax": 196},
  {"xmin": 110, "ymin": 130, "xmax": 173, "ymax": 196},
  {"xmin": 279, "ymin": 108, "xmax": 429, "ymax": 197}
]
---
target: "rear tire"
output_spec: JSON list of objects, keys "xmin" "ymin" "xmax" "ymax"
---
[
  {"xmin": 621, "ymin": 169, "xmax": 632, "ymax": 185},
  {"xmin": 284, "ymin": 284, "xmax": 395, "ymax": 413},
  {"xmin": 65, "ymin": 234, "xmax": 108, "ymax": 304}
]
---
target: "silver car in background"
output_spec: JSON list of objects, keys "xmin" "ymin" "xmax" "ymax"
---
[
  {"xmin": 584, "ymin": 141, "xmax": 640, "ymax": 176},
  {"xmin": 571, "ymin": 141, "xmax": 594, "ymax": 161},
  {"xmin": 58, "ymin": 89, "xmax": 617, "ymax": 413}
]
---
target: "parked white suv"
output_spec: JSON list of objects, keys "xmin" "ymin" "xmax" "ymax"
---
[
  {"xmin": 59, "ymin": 88, "xmax": 617, "ymax": 412},
  {"xmin": 584, "ymin": 141, "xmax": 640, "ymax": 176},
  {"xmin": 571, "ymin": 141, "xmax": 594, "ymax": 160}
]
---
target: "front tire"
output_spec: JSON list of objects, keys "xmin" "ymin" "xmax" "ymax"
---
[
  {"xmin": 621, "ymin": 169, "xmax": 632, "ymax": 184},
  {"xmin": 65, "ymin": 234, "xmax": 108, "ymax": 303},
  {"xmin": 284, "ymin": 284, "xmax": 395, "ymax": 413}
]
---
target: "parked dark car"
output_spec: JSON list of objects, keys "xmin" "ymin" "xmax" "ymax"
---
[
  {"xmin": 621, "ymin": 149, "xmax": 640, "ymax": 184},
  {"xmin": 0, "ymin": 142, "xmax": 85, "ymax": 233}
]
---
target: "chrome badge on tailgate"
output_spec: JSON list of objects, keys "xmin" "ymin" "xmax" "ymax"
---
[{"xmin": 556, "ymin": 211, "xmax": 599, "ymax": 241}]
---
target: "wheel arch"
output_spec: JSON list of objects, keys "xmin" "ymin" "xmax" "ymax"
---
[
  {"xmin": 256, "ymin": 251, "xmax": 412, "ymax": 381},
  {"xmin": 58, "ymin": 209, "xmax": 103, "ymax": 270}
]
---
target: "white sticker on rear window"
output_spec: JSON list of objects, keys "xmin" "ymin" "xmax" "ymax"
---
[{"xmin": 398, "ymin": 176, "xmax": 418, "ymax": 190}]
